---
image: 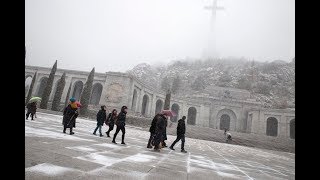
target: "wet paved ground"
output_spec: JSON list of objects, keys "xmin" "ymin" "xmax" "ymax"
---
[{"xmin": 25, "ymin": 112, "xmax": 295, "ymax": 180}]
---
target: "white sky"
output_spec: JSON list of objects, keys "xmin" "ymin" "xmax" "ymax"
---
[{"xmin": 25, "ymin": 0, "xmax": 295, "ymax": 73}]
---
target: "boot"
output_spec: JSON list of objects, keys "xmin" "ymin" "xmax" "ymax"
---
[
  {"xmin": 112, "ymin": 136, "xmax": 117, "ymax": 144},
  {"xmin": 181, "ymin": 149, "xmax": 187, "ymax": 153},
  {"xmin": 163, "ymin": 141, "xmax": 167, "ymax": 147},
  {"xmin": 169, "ymin": 146, "xmax": 175, "ymax": 150},
  {"xmin": 121, "ymin": 134, "xmax": 125, "ymax": 144},
  {"xmin": 106, "ymin": 131, "xmax": 110, "ymax": 137},
  {"xmin": 70, "ymin": 132, "xmax": 75, "ymax": 135},
  {"xmin": 100, "ymin": 134, "xmax": 104, "ymax": 137}
]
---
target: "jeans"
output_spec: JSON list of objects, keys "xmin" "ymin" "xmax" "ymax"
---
[
  {"xmin": 170, "ymin": 134, "xmax": 185, "ymax": 150},
  {"xmin": 93, "ymin": 125, "xmax": 102, "ymax": 135}
]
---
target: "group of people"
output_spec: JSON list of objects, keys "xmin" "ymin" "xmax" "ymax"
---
[
  {"xmin": 92, "ymin": 105, "xmax": 128, "ymax": 145},
  {"xmin": 27, "ymin": 97, "xmax": 188, "ymax": 153},
  {"xmin": 147, "ymin": 112, "xmax": 187, "ymax": 153},
  {"xmin": 91, "ymin": 101, "xmax": 188, "ymax": 153}
]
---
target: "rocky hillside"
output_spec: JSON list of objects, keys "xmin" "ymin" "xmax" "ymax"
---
[{"xmin": 127, "ymin": 58, "xmax": 295, "ymax": 109}]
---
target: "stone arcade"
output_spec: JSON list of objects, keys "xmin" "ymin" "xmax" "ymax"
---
[{"xmin": 25, "ymin": 65, "xmax": 295, "ymax": 140}]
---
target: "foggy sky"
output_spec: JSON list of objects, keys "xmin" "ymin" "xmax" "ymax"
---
[{"xmin": 25, "ymin": 0, "xmax": 295, "ymax": 73}]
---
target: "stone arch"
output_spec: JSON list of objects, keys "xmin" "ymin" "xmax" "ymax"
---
[
  {"xmin": 216, "ymin": 109, "xmax": 237, "ymax": 131},
  {"xmin": 25, "ymin": 74, "xmax": 32, "ymax": 81},
  {"xmin": 220, "ymin": 114, "xmax": 231, "ymax": 130},
  {"xmin": 171, "ymin": 103, "xmax": 180, "ymax": 122},
  {"xmin": 90, "ymin": 83, "xmax": 103, "ymax": 105},
  {"xmin": 25, "ymin": 76, "xmax": 32, "ymax": 97},
  {"xmin": 131, "ymin": 89, "xmax": 138, "ymax": 111},
  {"xmin": 187, "ymin": 107, "xmax": 197, "ymax": 125},
  {"xmin": 290, "ymin": 118, "xmax": 295, "ymax": 139},
  {"xmin": 36, "ymin": 77, "xmax": 48, "ymax": 97},
  {"xmin": 72, "ymin": 81, "xmax": 84, "ymax": 101},
  {"xmin": 266, "ymin": 117, "xmax": 278, "ymax": 137},
  {"xmin": 141, "ymin": 94, "xmax": 149, "ymax": 116},
  {"xmin": 155, "ymin": 99, "xmax": 163, "ymax": 115}
]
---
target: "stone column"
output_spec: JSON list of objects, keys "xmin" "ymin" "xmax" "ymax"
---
[
  {"xmin": 61, "ymin": 76, "xmax": 73, "ymax": 103},
  {"xmin": 150, "ymin": 94, "xmax": 157, "ymax": 118},
  {"xmin": 279, "ymin": 114, "xmax": 287, "ymax": 138},
  {"xmin": 199, "ymin": 106, "xmax": 210, "ymax": 127},
  {"xmin": 136, "ymin": 89, "xmax": 144, "ymax": 113}
]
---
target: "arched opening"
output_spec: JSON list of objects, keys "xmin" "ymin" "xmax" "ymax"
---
[
  {"xmin": 187, "ymin": 107, "xmax": 197, "ymax": 125},
  {"xmin": 171, "ymin": 103, "xmax": 180, "ymax": 122},
  {"xmin": 155, "ymin": 99, "xmax": 163, "ymax": 115},
  {"xmin": 90, "ymin": 83, "xmax": 103, "ymax": 105},
  {"xmin": 131, "ymin": 89, "xmax": 137, "ymax": 111},
  {"xmin": 141, "ymin": 94, "xmax": 149, "ymax": 116},
  {"xmin": 220, "ymin": 114, "xmax": 231, "ymax": 130},
  {"xmin": 266, "ymin": 117, "xmax": 278, "ymax": 137},
  {"xmin": 290, "ymin": 119, "xmax": 295, "ymax": 139},
  {"xmin": 36, "ymin": 77, "xmax": 48, "ymax": 97},
  {"xmin": 25, "ymin": 76, "xmax": 32, "ymax": 97},
  {"xmin": 72, "ymin": 81, "xmax": 83, "ymax": 101}
]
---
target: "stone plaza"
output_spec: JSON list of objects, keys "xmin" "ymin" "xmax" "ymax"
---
[{"xmin": 25, "ymin": 112, "xmax": 295, "ymax": 180}]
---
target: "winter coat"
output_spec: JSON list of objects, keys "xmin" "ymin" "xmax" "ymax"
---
[
  {"xmin": 155, "ymin": 114, "xmax": 167, "ymax": 135},
  {"xmin": 116, "ymin": 111, "xmax": 126, "ymax": 127},
  {"xmin": 177, "ymin": 119, "xmax": 186, "ymax": 135},
  {"xmin": 106, "ymin": 113, "xmax": 117, "ymax": 126},
  {"xmin": 149, "ymin": 114, "xmax": 160, "ymax": 134},
  {"xmin": 96, "ymin": 109, "xmax": 106, "ymax": 126},
  {"xmin": 163, "ymin": 117, "xmax": 168, "ymax": 140},
  {"xmin": 62, "ymin": 104, "xmax": 78, "ymax": 128},
  {"xmin": 26, "ymin": 102, "xmax": 37, "ymax": 114}
]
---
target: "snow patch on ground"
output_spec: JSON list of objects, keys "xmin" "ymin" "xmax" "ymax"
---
[
  {"xmin": 65, "ymin": 146, "xmax": 97, "ymax": 152},
  {"xmin": 25, "ymin": 126, "xmax": 96, "ymax": 142},
  {"xmin": 76, "ymin": 153, "xmax": 121, "ymax": 166},
  {"xmin": 25, "ymin": 163, "xmax": 79, "ymax": 176},
  {"xmin": 124, "ymin": 153, "xmax": 157, "ymax": 162},
  {"xmin": 93, "ymin": 143, "xmax": 122, "ymax": 149}
]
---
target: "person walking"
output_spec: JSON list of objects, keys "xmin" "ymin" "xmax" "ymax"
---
[
  {"xmin": 62, "ymin": 98, "xmax": 79, "ymax": 135},
  {"xmin": 93, "ymin": 105, "xmax": 107, "ymax": 137},
  {"xmin": 26, "ymin": 101, "xmax": 37, "ymax": 120},
  {"xmin": 105, "ymin": 109, "xmax": 117, "ymax": 137},
  {"xmin": 112, "ymin": 106, "xmax": 128, "ymax": 145},
  {"xmin": 169, "ymin": 116, "xmax": 187, "ymax": 153}
]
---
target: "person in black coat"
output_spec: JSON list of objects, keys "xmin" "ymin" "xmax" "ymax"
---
[
  {"xmin": 169, "ymin": 116, "xmax": 187, "ymax": 153},
  {"xmin": 26, "ymin": 102, "xmax": 37, "ymax": 120},
  {"xmin": 153, "ymin": 113, "xmax": 168, "ymax": 151},
  {"xmin": 162, "ymin": 119, "xmax": 168, "ymax": 147},
  {"xmin": 112, "ymin": 106, "xmax": 128, "ymax": 144},
  {"xmin": 62, "ymin": 99, "xmax": 78, "ymax": 135},
  {"xmin": 147, "ymin": 113, "xmax": 161, "ymax": 148},
  {"xmin": 105, "ymin": 109, "xmax": 117, "ymax": 137},
  {"xmin": 93, "ymin": 105, "xmax": 107, "ymax": 137}
]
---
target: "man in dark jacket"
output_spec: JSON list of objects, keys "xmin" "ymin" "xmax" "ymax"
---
[
  {"xmin": 169, "ymin": 116, "xmax": 187, "ymax": 153},
  {"xmin": 112, "ymin": 106, "xmax": 128, "ymax": 144},
  {"xmin": 26, "ymin": 102, "xmax": 37, "ymax": 120},
  {"xmin": 62, "ymin": 98, "xmax": 78, "ymax": 135},
  {"xmin": 153, "ymin": 113, "xmax": 168, "ymax": 151},
  {"xmin": 147, "ymin": 113, "xmax": 161, "ymax": 148},
  {"xmin": 93, "ymin": 105, "xmax": 107, "ymax": 137}
]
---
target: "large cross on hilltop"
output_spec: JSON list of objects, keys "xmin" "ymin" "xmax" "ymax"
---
[{"xmin": 203, "ymin": 0, "xmax": 225, "ymax": 59}]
